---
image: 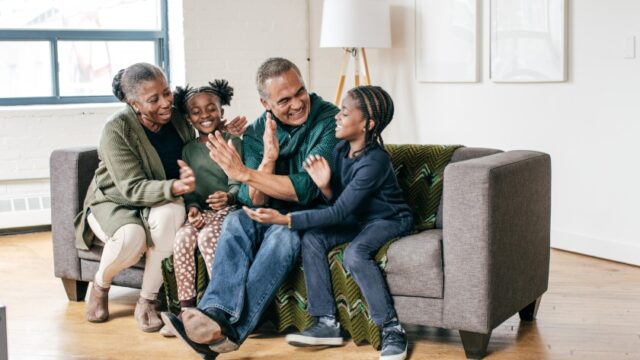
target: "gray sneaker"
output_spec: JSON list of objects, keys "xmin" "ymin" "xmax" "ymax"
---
[
  {"xmin": 286, "ymin": 319, "xmax": 343, "ymax": 347},
  {"xmin": 380, "ymin": 326, "xmax": 408, "ymax": 360}
]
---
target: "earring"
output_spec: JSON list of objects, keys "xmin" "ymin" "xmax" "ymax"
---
[{"xmin": 362, "ymin": 128, "xmax": 366, "ymax": 132}]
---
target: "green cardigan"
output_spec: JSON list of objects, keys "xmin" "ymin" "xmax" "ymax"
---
[{"xmin": 74, "ymin": 105, "xmax": 195, "ymax": 250}]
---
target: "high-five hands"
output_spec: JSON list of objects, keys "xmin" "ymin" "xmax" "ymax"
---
[
  {"xmin": 207, "ymin": 131, "xmax": 247, "ymax": 182},
  {"xmin": 303, "ymin": 154, "xmax": 333, "ymax": 199},
  {"xmin": 263, "ymin": 112, "xmax": 279, "ymax": 163}
]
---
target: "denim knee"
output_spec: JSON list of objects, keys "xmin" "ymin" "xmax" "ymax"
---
[
  {"xmin": 263, "ymin": 226, "xmax": 301, "ymax": 263},
  {"xmin": 301, "ymin": 229, "xmax": 330, "ymax": 255},
  {"xmin": 342, "ymin": 244, "xmax": 369, "ymax": 274},
  {"xmin": 220, "ymin": 209, "xmax": 250, "ymax": 233}
]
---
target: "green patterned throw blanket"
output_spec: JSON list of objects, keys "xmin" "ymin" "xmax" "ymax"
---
[{"xmin": 162, "ymin": 144, "xmax": 461, "ymax": 349}]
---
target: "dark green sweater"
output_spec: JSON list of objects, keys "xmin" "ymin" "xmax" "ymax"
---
[
  {"xmin": 74, "ymin": 105, "xmax": 195, "ymax": 250},
  {"xmin": 238, "ymin": 93, "xmax": 339, "ymax": 212},
  {"xmin": 182, "ymin": 134, "xmax": 242, "ymax": 211}
]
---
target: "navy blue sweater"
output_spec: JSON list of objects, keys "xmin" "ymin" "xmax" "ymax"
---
[{"xmin": 290, "ymin": 141, "xmax": 413, "ymax": 230}]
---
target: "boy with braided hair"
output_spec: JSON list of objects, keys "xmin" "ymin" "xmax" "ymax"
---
[
  {"xmin": 242, "ymin": 85, "xmax": 413, "ymax": 360},
  {"xmin": 160, "ymin": 80, "xmax": 246, "ymax": 337}
]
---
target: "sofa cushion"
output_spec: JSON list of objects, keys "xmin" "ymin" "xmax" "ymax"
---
[
  {"xmin": 386, "ymin": 145, "xmax": 461, "ymax": 231},
  {"xmin": 385, "ymin": 229, "xmax": 443, "ymax": 298}
]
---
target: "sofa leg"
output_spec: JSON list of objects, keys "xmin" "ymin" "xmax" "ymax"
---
[
  {"xmin": 459, "ymin": 330, "xmax": 491, "ymax": 359},
  {"xmin": 61, "ymin": 278, "xmax": 89, "ymax": 302},
  {"xmin": 519, "ymin": 296, "xmax": 542, "ymax": 321}
]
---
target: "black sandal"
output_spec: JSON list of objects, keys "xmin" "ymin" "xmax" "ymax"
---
[{"xmin": 161, "ymin": 312, "xmax": 218, "ymax": 360}]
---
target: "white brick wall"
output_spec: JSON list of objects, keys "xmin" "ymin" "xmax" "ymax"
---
[
  {"xmin": 0, "ymin": 0, "xmax": 310, "ymax": 229},
  {"xmin": 182, "ymin": 0, "xmax": 309, "ymax": 120}
]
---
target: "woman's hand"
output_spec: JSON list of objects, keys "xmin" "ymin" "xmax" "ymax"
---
[
  {"xmin": 242, "ymin": 206, "xmax": 289, "ymax": 225},
  {"xmin": 303, "ymin": 155, "xmax": 332, "ymax": 198},
  {"xmin": 207, "ymin": 131, "xmax": 248, "ymax": 182},
  {"xmin": 223, "ymin": 116, "xmax": 248, "ymax": 137},
  {"xmin": 262, "ymin": 112, "xmax": 279, "ymax": 163},
  {"xmin": 207, "ymin": 191, "xmax": 229, "ymax": 210},
  {"xmin": 171, "ymin": 160, "xmax": 196, "ymax": 196},
  {"xmin": 187, "ymin": 207, "xmax": 205, "ymax": 229}
]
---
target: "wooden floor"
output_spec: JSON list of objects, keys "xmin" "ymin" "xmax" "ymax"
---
[{"xmin": 1, "ymin": 232, "xmax": 639, "ymax": 360}]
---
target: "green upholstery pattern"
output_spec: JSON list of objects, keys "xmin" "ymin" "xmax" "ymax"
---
[{"xmin": 162, "ymin": 144, "xmax": 461, "ymax": 349}]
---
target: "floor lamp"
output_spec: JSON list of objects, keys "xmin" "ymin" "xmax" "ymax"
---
[{"xmin": 320, "ymin": 0, "xmax": 391, "ymax": 105}]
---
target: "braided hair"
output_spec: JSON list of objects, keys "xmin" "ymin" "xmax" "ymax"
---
[
  {"xmin": 347, "ymin": 85, "xmax": 395, "ymax": 157},
  {"xmin": 111, "ymin": 62, "xmax": 165, "ymax": 102},
  {"xmin": 173, "ymin": 79, "xmax": 234, "ymax": 115}
]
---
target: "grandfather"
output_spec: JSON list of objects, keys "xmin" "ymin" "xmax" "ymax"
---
[{"xmin": 163, "ymin": 57, "xmax": 339, "ymax": 357}]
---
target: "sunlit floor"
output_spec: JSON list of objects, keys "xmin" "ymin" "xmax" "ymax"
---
[{"xmin": 1, "ymin": 232, "xmax": 639, "ymax": 359}]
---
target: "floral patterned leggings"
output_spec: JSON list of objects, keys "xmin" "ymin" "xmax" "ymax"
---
[{"xmin": 173, "ymin": 206, "xmax": 235, "ymax": 301}]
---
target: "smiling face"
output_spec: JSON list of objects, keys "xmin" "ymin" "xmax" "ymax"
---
[
  {"xmin": 130, "ymin": 77, "xmax": 173, "ymax": 128},
  {"xmin": 260, "ymin": 69, "xmax": 310, "ymax": 127},
  {"xmin": 335, "ymin": 94, "xmax": 370, "ymax": 142},
  {"xmin": 185, "ymin": 92, "xmax": 224, "ymax": 135}
]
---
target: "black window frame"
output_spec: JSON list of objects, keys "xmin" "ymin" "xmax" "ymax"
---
[{"xmin": 0, "ymin": 0, "xmax": 169, "ymax": 106}]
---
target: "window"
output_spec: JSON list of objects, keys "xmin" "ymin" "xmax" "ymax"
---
[{"xmin": 0, "ymin": 0, "xmax": 169, "ymax": 105}]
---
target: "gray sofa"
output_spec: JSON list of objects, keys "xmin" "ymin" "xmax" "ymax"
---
[{"xmin": 50, "ymin": 146, "xmax": 550, "ymax": 359}]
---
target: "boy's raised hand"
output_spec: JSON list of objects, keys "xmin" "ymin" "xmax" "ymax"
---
[
  {"xmin": 171, "ymin": 160, "xmax": 196, "ymax": 196},
  {"xmin": 303, "ymin": 155, "xmax": 332, "ymax": 198}
]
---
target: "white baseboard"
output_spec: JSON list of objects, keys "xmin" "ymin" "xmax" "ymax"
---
[
  {"xmin": 551, "ymin": 229, "xmax": 640, "ymax": 267},
  {"xmin": 0, "ymin": 209, "xmax": 51, "ymax": 229}
]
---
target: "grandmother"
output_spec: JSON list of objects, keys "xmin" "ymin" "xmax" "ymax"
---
[{"xmin": 74, "ymin": 62, "xmax": 197, "ymax": 332}]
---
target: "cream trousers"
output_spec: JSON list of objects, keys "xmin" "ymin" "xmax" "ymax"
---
[{"xmin": 87, "ymin": 201, "xmax": 185, "ymax": 300}]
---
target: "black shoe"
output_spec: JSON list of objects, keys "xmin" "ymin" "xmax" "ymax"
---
[
  {"xmin": 160, "ymin": 312, "xmax": 218, "ymax": 360},
  {"xmin": 380, "ymin": 326, "xmax": 408, "ymax": 360},
  {"xmin": 182, "ymin": 308, "xmax": 239, "ymax": 354},
  {"xmin": 286, "ymin": 319, "xmax": 343, "ymax": 347}
]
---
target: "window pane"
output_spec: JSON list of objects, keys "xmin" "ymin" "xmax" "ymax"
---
[
  {"xmin": 0, "ymin": 0, "xmax": 161, "ymax": 30},
  {"xmin": 58, "ymin": 41, "xmax": 157, "ymax": 96},
  {"xmin": 0, "ymin": 41, "xmax": 52, "ymax": 98}
]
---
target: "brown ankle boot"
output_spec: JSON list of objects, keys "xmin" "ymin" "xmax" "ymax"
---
[
  {"xmin": 86, "ymin": 282, "xmax": 110, "ymax": 323},
  {"xmin": 135, "ymin": 297, "xmax": 163, "ymax": 332}
]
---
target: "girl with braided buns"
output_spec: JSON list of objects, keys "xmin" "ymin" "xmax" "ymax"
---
[
  {"xmin": 160, "ymin": 80, "xmax": 245, "ymax": 337},
  {"xmin": 243, "ymin": 85, "xmax": 413, "ymax": 360}
]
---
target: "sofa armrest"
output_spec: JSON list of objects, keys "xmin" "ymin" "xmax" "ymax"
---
[
  {"xmin": 442, "ymin": 150, "xmax": 551, "ymax": 333},
  {"xmin": 50, "ymin": 147, "xmax": 99, "ymax": 280}
]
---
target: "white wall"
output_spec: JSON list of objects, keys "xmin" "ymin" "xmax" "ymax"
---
[
  {"xmin": 2, "ymin": 0, "xmax": 638, "ymax": 267},
  {"xmin": 182, "ymin": 0, "xmax": 309, "ymax": 119},
  {"xmin": 309, "ymin": 0, "xmax": 640, "ymax": 265}
]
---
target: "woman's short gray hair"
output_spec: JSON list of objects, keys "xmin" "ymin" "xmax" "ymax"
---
[
  {"xmin": 112, "ymin": 62, "xmax": 166, "ymax": 103},
  {"xmin": 255, "ymin": 58, "xmax": 302, "ymax": 100}
]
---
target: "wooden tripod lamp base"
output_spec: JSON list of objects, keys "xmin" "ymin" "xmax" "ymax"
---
[{"xmin": 334, "ymin": 47, "xmax": 372, "ymax": 105}]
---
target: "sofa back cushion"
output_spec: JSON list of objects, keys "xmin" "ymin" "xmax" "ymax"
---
[{"xmin": 385, "ymin": 144, "xmax": 461, "ymax": 231}]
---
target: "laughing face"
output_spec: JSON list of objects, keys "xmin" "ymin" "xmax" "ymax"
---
[
  {"xmin": 260, "ymin": 69, "xmax": 311, "ymax": 127},
  {"xmin": 335, "ymin": 94, "xmax": 367, "ymax": 142},
  {"xmin": 131, "ymin": 77, "xmax": 174, "ymax": 130},
  {"xmin": 185, "ymin": 92, "xmax": 224, "ymax": 135}
]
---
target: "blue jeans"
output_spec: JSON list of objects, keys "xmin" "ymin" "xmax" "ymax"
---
[
  {"xmin": 301, "ymin": 215, "xmax": 413, "ymax": 326},
  {"xmin": 197, "ymin": 210, "xmax": 301, "ymax": 343}
]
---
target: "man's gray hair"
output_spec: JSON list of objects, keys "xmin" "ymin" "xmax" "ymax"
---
[{"xmin": 255, "ymin": 57, "xmax": 303, "ymax": 100}]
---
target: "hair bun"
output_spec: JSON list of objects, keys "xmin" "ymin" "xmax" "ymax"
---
[
  {"xmin": 209, "ymin": 79, "xmax": 234, "ymax": 106},
  {"xmin": 112, "ymin": 69, "xmax": 126, "ymax": 101}
]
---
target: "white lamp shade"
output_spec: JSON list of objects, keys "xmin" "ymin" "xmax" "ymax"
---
[{"xmin": 320, "ymin": 0, "xmax": 391, "ymax": 48}]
